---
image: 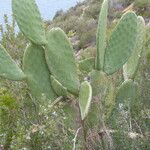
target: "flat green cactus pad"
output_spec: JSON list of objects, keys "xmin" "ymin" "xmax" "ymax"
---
[
  {"xmin": 104, "ymin": 11, "xmax": 137, "ymax": 75},
  {"xmin": 45, "ymin": 28, "xmax": 80, "ymax": 96},
  {"xmin": 123, "ymin": 16, "xmax": 145, "ymax": 80},
  {"xmin": 51, "ymin": 75, "xmax": 67, "ymax": 97},
  {"xmin": 116, "ymin": 79, "xmax": 138, "ymax": 105},
  {"xmin": 90, "ymin": 70, "xmax": 108, "ymax": 96},
  {"xmin": 96, "ymin": 0, "xmax": 108, "ymax": 70},
  {"xmin": 0, "ymin": 45, "xmax": 25, "ymax": 80},
  {"xmin": 23, "ymin": 44, "xmax": 56, "ymax": 101},
  {"xmin": 109, "ymin": 79, "xmax": 138, "ymax": 127},
  {"xmin": 12, "ymin": 0, "xmax": 46, "ymax": 45},
  {"xmin": 79, "ymin": 57, "xmax": 95, "ymax": 73},
  {"xmin": 79, "ymin": 81, "xmax": 92, "ymax": 120}
]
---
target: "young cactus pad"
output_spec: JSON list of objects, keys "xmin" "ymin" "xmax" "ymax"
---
[
  {"xmin": 23, "ymin": 44, "xmax": 56, "ymax": 101},
  {"xmin": 123, "ymin": 16, "xmax": 145, "ymax": 80},
  {"xmin": 12, "ymin": 0, "xmax": 47, "ymax": 45},
  {"xmin": 51, "ymin": 75, "xmax": 68, "ymax": 97},
  {"xmin": 96, "ymin": 0, "xmax": 108, "ymax": 70},
  {"xmin": 0, "ymin": 45, "xmax": 25, "ymax": 81},
  {"xmin": 45, "ymin": 28, "xmax": 80, "ymax": 96},
  {"xmin": 79, "ymin": 57, "xmax": 95, "ymax": 73},
  {"xmin": 79, "ymin": 81, "xmax": 92, "ymax": 120},
  {"xmin": 104, "ymin": 11, "xmax": 138, "ymax": 75}
]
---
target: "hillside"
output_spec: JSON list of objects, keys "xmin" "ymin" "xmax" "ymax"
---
[
  {"xmin": 0, "ymin": 0, "xmax": 150, "ymax": 149},
  {"xmin": 47, "ymin": 0, "xmax": 150, "ymax": 51}
]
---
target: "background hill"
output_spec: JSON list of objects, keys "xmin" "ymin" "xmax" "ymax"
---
[{"xmin": 47, "ymin": 0, "xmax": 149, "ymax": 50}]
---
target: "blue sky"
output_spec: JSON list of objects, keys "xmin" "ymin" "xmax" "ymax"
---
[{"xmin": 0, "ymin": 0, "xmax": 83, "ymax": 26}]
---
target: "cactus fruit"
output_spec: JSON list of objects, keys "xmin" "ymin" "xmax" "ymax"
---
[
  {"xmin": 45, "ymin": 28, "xmax": 80, "ymax": 96},
  {"xmin": 123, "ymin": 16, "xmax": 145, "ymax": 80},
  {"xmin": 23, "ymin": 44, "xmax": 56, "ymax": 101},
  {"xmin": 104, "ymin": 12, "xmax": 138, "ymax": 75},
  {"xmin": 96, "ymin": 0, "xmax": 108, "ymax": 70},
  {"xmin": 0, "ymin": 45, "xmax": 25, "ymax": 81},
  {"xmin": 51, "ymin": 75, "xmax": 68, "ymax": 97},
  {"xmin": 90, "ymin": 70, "xmax": 108, "ymax": 96},
  {"xmin": 79, "ymin": 81, "xmax": 92, "ymax": 120},
  {"xmin": 12, "ymin": 0, "xmax": 47, "ymax": 45},
  {"xmin": 79, "ymin": 57, "xmax": 95, "ymax": 73}
]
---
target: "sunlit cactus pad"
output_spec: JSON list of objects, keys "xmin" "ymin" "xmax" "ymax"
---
[
  {"xmin": 123, "ymin": 16, "xmax": 145, "ymax": 79},
  {"xmin": 96, "ymin": 0, "xmax": 108, "ymax": 70},
  {"xmin": 45, "ymin": 28, "xmax": 80, "ymax": 95},
  {"xmin": 23, "ymin": 44, "xmax": 56, "ymax": 101},
  {"xmin": 104, "ymin": 11, "xmax": 138, "ymax": 75},
  {"xmin": 12, "ymin": 0, "xmax": 46, "ymax": 45},
  {"xmin": 0, "ymin": 45, "xmax": 25, "ymax": 81},
  {"xmin": 79, "ymin": 81, "xmax": 92, "ymax": 120}
]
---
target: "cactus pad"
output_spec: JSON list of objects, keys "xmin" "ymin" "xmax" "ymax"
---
[
  {"xmin": 79, "ymin": 81, "xmax": 92, "ymax": 120},
  {"xmin": 12, "ymin": 0, "xmax": 46, "ymax": 45},
  {"xmin": 123, "ymin": 16, "xmax": 145, "ymax": 80},
  {"xmin": 23, "ymin": 44, "xmax": 56, "ymax": 101},
  {"xmin": 0, "ymin": 45, "xmax": 25, "ymax": 80},
  {"xmin": 96, "ymin": 0, "xmax": 108, "ymax": 70},
  {"xmin": 104, "ymin": 11, "xmax": 137, "ymax": 75},
  {"xmin": 79, "ymin": 57, "xmax": 95, "ymax": 73},
  {"xmin": 90, "ymin": 70, "xmax": 108, "ymax": 96},
  {"xmin": 45, "ymin": 28, "xmax": 80, "ymax": 96},
  {"xmin": 116, "ymin": 79, "xmax": 138, "ymax": 105},
  {"xmin": 51, "ymin": 75, "xmax": 67, "ymax": 97},
  {"xmin": 109, "ymin": 79, "xmax": 138, "ymax": 127}
]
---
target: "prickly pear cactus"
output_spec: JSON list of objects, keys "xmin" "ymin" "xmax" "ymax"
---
[
  {"xmin": 0, "ymin": 45, "xmax": 25, "ymax": 81},
  {"xmin": 79, "ymin": 81, "xmax": 92, "ymax": 120},
  {"xmin": 109, "ymin": 79, "xmax": 139, "ymax": 129},
  {"xmin": 115, "ymin": 79, "xmax": 138, "ymax": 105},
  {"xmin": 109, "ymin": 16, "xmax": 145, "ymax": 129},
  {"xmin": 45, "ymin": 28, "xmax": 80, "ymax": 96},
  {"xmin": 12, "ymin": 0, "xmax": 47, "ymax": 45},
  {"xmin": 123, "ymin": 16, "xmax": 145, "ymax": 80},
  {"xmin": 79, "ymin": 57, "xmax": 95, "ymax": 73},
  {"xmin": 96, "ymin": 0, "xmax": 108, "ymax": 70},
  {"xmin": 90, "ymin": 70, "xmax": 108, "ymax": 96},
  {"xmin": 23, "ymin": 44, "xmax": 56, "ymax": 101},
  {"xmin": 104, "ymin": 12, "xmax": 137, "ymax": 75},
  {"xmin": 51, "ymin": 75, "xmax": 68, "ymax": 97}
]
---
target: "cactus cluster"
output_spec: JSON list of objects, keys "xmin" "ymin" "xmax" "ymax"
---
[
  {"xmin": 115, "ymin": 16, "xmax": 145, "ymax": 113},
  {"xmin": 80, "ymin": 0, "xmax": 145, "ymax": 101},
  {"xmin": 1, "ymin": 0, "xmax": 81, "ymax": 102},
  {"xmin": 0, "ymin": 0, "xmax": 145, "ymax": 147},
  {"xmin": 78, "ymin": 0, "xmax": 145, "ymax": 146}
]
